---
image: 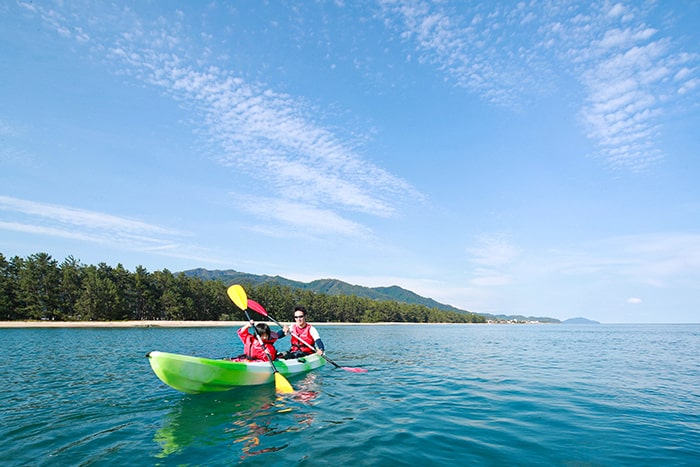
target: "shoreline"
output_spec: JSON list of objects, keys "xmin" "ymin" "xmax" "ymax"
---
[
  {"xmin": 0, "ymin": 320, "xmax": 247, "ymax": 328},
  {"xmin": 0, "ymin": 320, "xmax": 475, "ymax": 328}
]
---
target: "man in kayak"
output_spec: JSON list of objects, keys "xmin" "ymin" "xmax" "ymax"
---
[
  {"xmin": 237, "ymin": 321, "xmax": 286, "ymax": 361},
  {"xmin": 280, "ymin": 306, "xmax": 325, "ymax": 359}
]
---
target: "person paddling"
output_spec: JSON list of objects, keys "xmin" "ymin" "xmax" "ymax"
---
[
  {"xmin": 281, "ymin": 306, "xmax": 325, "ymax": 359},
  {"xmin": 237, "ymin": 320, "xmax": 286, "ymax": 361}
]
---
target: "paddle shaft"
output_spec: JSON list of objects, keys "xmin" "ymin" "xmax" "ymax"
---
[
  {"xmin": 227, "ymin": 285, "xmax": 295, "ymax": 392},
  {"xmin": 246, "ymin": 298, "xmax": 367, "ymax": 372},
  {"xmin": 251, "ymin": 303, "xmax": 343, "ymax": 369}
]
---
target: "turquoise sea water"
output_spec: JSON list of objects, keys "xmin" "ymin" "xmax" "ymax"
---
[{"xmin": 1, "ymin": 324, "xmax": 699, "ymax": 466}]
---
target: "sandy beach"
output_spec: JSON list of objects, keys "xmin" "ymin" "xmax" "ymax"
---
[
  {"xmin": 0, "ymin": 320, "xmax": 426, "ymax": 328},
  {"xmin": 0, "ymin": 320, "xmax": 249, "ymax": 328}
]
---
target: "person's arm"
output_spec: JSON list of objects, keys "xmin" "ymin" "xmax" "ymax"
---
[
  {"xmin": 237, "ymin": 325, "xmax": 251, "ymax": 344},
  {"xmin": 238, "ymin": 320, "xmax": 256, "ymax": 338},
  {"xmin": 310, "ymin": 326, "xmax": 325, "ymax": 353}
]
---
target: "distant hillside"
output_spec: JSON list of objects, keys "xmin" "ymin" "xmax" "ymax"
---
[
  {"xmin": 562, "ymin": 317, "xmax": 600, "ymax": 324},
  {"xmin": 183, "ymin": 268, "xmax": 465, "ymax": 313},
  {"xmin": 182, "ymin": 268, "xmax": 560, "ymax": 323}
]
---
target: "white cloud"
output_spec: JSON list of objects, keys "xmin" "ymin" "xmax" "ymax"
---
[
  {"xmin": 465, "ymin": 234, "xmax": 519, "ymax": 287},
  {"xmin": 19, "ymin": 2, "xmax": 90, "ymax": 43},
  {"xmin": 0, "ymin": 221, "xmax": 102, "ymax": 243},
  {"xmin": 381, "ymin": 0, "xmax": 547, "ymax": 108},
  {"xmin": 0, "ymin": 119, "xmax": 19, "ymax": 137},
  {"xmin": 24, "ymin": 1, "xmax": 422, "ymax": 238},
  {"xmin": 231, "ymin": 193, "xmax": 372, "ymax": 239},
  {"xmin": 0, "ymin": 120, "xmax": 33, "ymax": 166},
  {"xmin": 380, "ymin": 1, "xmax": 697, "ymax": 172},
  {"xmin": 0, "ymin": 196, "xmax": 194, "ymax": 255},
  {"xmin": 627, "ymin": 297, "xmax": 642, "ymax": 304},
  {"xmin": 455, "ymin": 231, "xmax": 700, "ymax": 310},
  {"xmin": 111, "ymin": 18, "xmax": 420, "ymax": 219},
  {"xmin": 607, "ymin": 3, "xmax": 627, "ymax": 20},
  {"xmin": 25, "ymin": 0, "xmax": 699, "ymax": 210},
  {"xmin": 534, "ymin": 233, "xmax": 700, "ymax": 289},
  {"xmin": 467, "ymin": 233, "xmax": 519, "ymax": 268},
  {"xmin": 0, "ymin": 196, "xmax": 182, "ymax": 236},
  {"xmin": 470, "ymin": 272, "xmax": 511, "ymax": 287}
]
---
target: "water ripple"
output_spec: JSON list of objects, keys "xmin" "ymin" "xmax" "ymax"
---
[{"xmin": 1, "ymin": 324, "xmax": 699, "ymax": 465}]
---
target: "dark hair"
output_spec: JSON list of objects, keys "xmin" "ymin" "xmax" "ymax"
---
[
  {"xmin": 294, "ymin": 306, "xmax": 307, "ymax": 315},
  {"xmin": 255, "ymin": 323, "xmax": 271, "ymax": 336}
]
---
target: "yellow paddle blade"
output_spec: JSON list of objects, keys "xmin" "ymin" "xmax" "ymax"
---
[
  {"xmin": 227, "ymin": 284, "xmax": 248, "ymax": 310},
  {"xmin": 274, "ymin": 372, "xmax": 295, "ymax": 394}
]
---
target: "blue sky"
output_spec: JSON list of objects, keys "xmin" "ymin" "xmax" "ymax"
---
[{"xmin": 2, "ymin": 1, "xmax": 699, "ymax": 323}]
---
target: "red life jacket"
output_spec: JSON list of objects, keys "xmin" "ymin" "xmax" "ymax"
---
[
  {"xmin": 290, "ymin": 323, "xmax": 315, "ymax": 354},
  {"xmin": 237, "ymin": 327, "xmax": 278, "ymax": 361}
]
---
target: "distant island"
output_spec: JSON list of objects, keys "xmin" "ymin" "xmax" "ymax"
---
[{"xmin": 562, "ymin": 317, "xmax": 600, "ymax": 324}]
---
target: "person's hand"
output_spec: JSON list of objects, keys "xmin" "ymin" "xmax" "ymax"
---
[
  {"xmin": 249, "ymin": 319, "xmax": 255, "ymax": 326},
  {"xmin": 316, "ymin": 349, "xmax": 324, "ymax": 355},
  {"xmin": 283, "ymin": 325, "xmax": 290, "ymax": 334}
]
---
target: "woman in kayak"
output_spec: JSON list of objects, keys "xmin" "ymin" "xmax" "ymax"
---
[{"xmin": 237, "ymin": 320, "xmax": 286, "ymax": 361}]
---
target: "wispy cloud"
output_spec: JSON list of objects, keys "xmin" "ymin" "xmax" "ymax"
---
[
  {"xmin": 380, "ymin": 0, "xmax": 698, "ymax": 171},
  {"xmin": 131, "ymin": 55, "xmax": 419, "ymax": 236},
  {"xmin": 466, "ymin": 233, "xmax": 519, "ymax": 287},
  {"xmin": 0, "ymin": 119, "xmax": 19, "ymax": 137},
  {"xmin": 0, "ymin": 195, "xmax": 198, "ymax": 258},
  {"xmin": 379, "ymin": 0, "xmax": 550, "ymax": 108},
  {"xmin": 535, "ymin": 232, "xmax": 700, "ymax": 288},
  {"xmin": 231, "ymin": 193, "xmax": 373, "ymax": 239},
  {"xmin": 571, "ymin": 5, "xmax": 692, "ymax": 172},
  {"xmin": 607, "ymin": 233, "xmax": 700, "ymax": 287},
  {"xmin": 24, "ymin": 1, "xmax": 697, "ymax": 202},
  {"xmin": 463, "ymin": 231, "xmax": 700, "ymax": 296},
  {"xmin": 0, "ymin": 119, "xmax": 33, "ymax": 167},
  {"xmin": 21, "ymin": 1, "xmax": 421, "ymax": 239}
]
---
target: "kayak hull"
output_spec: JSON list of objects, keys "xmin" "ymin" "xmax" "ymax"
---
[{"xmin": 147, "ymin": 351, "xmax": 325, "ymax": 394}]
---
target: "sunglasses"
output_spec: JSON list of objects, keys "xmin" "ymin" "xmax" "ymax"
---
[{"xmin": 294, "ymin": 315, "xmax": 305, "ymax": 319}]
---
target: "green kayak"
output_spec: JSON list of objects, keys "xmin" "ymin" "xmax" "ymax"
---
[{"xmin": 147, "ymin": 351, "xmax": 325, "ymax": 394}]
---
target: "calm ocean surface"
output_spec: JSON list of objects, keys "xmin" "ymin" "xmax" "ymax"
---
[{"xmin": 1, "ymin": 324, "xmax": 698, "ymax": 466}]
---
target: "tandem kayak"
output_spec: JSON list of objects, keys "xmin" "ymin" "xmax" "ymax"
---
[{"xmin": 147, "ymin": 351, "xmax": 325, "ymax": 394}]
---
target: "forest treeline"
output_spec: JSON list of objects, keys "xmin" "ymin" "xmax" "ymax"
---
[{"xmin": 0, "ymin": 253, "xmax": 485, "ymax": 324}]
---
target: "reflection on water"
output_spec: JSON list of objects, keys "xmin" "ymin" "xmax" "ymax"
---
[{"xmin": 154, "ymin": 372, "xmax": 321, "ymax": 462}]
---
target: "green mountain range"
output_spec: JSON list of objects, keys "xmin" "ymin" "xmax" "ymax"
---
[{"xmin": 182, "ymin": 268, "xmax": 560, "ymax": 323}]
